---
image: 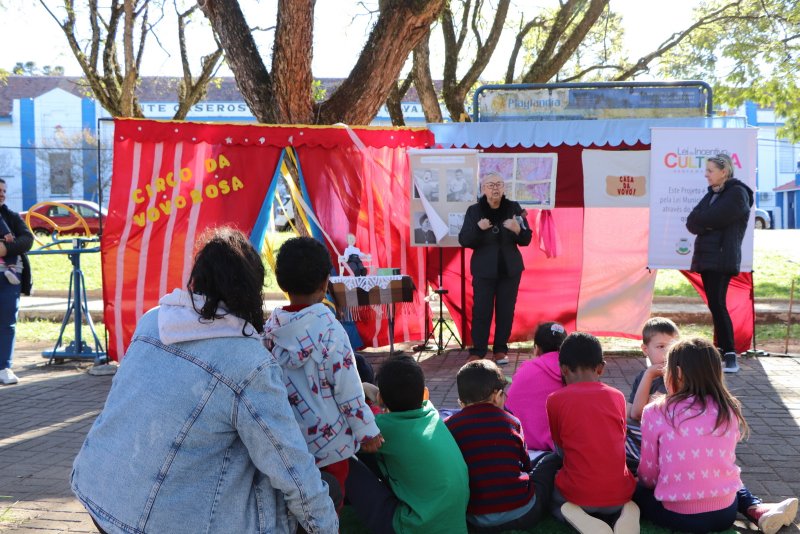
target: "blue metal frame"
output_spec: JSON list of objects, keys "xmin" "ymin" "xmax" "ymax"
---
[{"xmin": 28, "ymin": 236, "xmax": 106, "ymax": 365}]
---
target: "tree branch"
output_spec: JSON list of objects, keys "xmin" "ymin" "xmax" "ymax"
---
[
  {"xmin": 505, "ymin": 16, "xmax": 545, "ymax": 83},
  {"xmin": 613, "ymin": 1, "xmax": 743, "ymax": 80},
  {"xmin": 522, "ymin": 0, "xmax": 610, "ymax": 83},
  {"xmin": 412, "ymin": 31, "xmax": 442, "ymax": 123}
]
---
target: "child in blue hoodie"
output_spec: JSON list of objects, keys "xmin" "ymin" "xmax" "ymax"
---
[{"xmin": 263, "ymin": 237, "xmax": 382, "ymax": 503}]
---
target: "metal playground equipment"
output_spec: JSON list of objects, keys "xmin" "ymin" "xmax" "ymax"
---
[{"xmin": 24, "ymin": 201, "xmax": 107, "ymax": 365}]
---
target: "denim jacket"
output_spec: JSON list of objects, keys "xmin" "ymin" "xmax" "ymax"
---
[{"xmin": 71, "ymin": 290, "xmax": 338, "ymax": 533}]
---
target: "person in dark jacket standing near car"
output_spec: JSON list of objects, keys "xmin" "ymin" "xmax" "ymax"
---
[
  {"xmin": 0, "ymin": 179, "xmax": 34, "ymax": 385},
  {"xmin": 459, "ymin": 173, "xmax": 532, "ymax": 365},
  {"xmin": 686, "ymin": 154, "xmax": 753, "ymax": 373}
]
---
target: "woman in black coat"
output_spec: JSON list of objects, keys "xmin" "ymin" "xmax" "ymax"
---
[
  {"xmin": 685, "ymin": 153, "xmax": 753, "ymax": 373},
  {"xmin": 458, "ymin": 173, "xmax": 532, "ymax": 364}
]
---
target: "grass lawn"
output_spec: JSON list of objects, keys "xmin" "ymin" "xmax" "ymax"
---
[
  {"xmin": 339, "ymin": 506, "xmax": 737, "ymax": 534},
  {"xmin": 27, "ymin": 230, "xmax": 800, "ymax": 298},
  {"xmin": 26, "ymin": 231, "xmax": 294, "ymax": 294}
]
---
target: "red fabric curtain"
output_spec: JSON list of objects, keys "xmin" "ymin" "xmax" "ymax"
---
[
  {"xmin": 298, "ymin": 143, "xmax": 431, "ymax": 347},
  {"xmin": 103, "ymin": 119, "xmax": 433, "ymax": 359}
]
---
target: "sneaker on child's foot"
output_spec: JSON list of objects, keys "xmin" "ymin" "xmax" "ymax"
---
[
  {"xmin": 722, "ymin": 352, "xmax": 739, "ymax": 373},
  {"xmin": 561, "ymin": 502, "xmax": 614, "ymax": 534},
  {"xmin": 750, "ymin": 498, "xmax": 799, "ymax": 534},
  {"xmin": 0, "ymin": 367, "xmax": 19, "ymax": 385},
  {"xmin": 613, "ymin": 501, "xmax": 640, "ymax": 534},
  {"xmin": 3, "ymin": 269, "xmax": 20, "ymax": 285}
]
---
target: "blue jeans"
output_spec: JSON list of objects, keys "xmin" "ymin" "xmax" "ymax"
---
[
  {"xmin": 0, "ymin": 276, "xmax": 21, "ymax": 370},
  {"xmin": 634, "ymin": 482, "xmax": 738, "ymax": 533}
]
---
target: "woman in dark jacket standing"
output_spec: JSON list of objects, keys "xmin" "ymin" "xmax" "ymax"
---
[
  {"xmin": 459, "ymin": 173, "xmax": 532, "ymax": 364},
  {"xmin": 0, "ymin": 179, "xmax": 34, "ymax": 385},
  {"xmin": 686, "ymin": 154, "xmax": 753, "ymax": 373}
]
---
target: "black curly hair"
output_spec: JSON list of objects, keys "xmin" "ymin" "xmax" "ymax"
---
[
  {"xmin": 275, "ymin": 236, "xmax": 333, "ymax": 295},
  {"xmin": 187, "ymin": 226, "xmax": 265, "ymax": 335}
]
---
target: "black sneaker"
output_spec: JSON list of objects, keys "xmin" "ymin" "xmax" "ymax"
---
[{"xmin": 723, "ymin": 352, "xmax": 739, "ymax": 373}]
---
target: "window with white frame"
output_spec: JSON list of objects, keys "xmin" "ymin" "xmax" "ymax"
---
[{"xmin": 778, "ymin": 142, "xmax": 797, "ymax": 173}]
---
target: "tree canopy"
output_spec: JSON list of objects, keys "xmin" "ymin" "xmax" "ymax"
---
[
  {"xmin": 36, "ymin": 0, "xmax": 800, "ymax": 138},
  {"xmin": 39, "ymin": 0, "xmax": 224, "ymax": 119}
]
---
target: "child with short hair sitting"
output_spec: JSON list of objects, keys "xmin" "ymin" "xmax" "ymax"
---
[
  {"xmin": 262, "ymin": 237, "xmax": 382, "ymax": 506},
  {"xmin": 445, "ymin": 359, "xmax": 560, "ymax": 532},
  {"xmin": 625, "ymin": 317, "xmax": 679, "ymax": 471},
  {"xmin": 546, "ymin": 332, "xmax": 639, "ymax": 534},
  {"xmin": 346, "ymin": 355, "xmax": 470, "ymax": 534},
  {"xmin": 632, "ymin": 333, "xmax": 798, "ymax": 534},
  {"xmin": 505, "ymin": 321, "xmax": 567, "ymax": 455}
]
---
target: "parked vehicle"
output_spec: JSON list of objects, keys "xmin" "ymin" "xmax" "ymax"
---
[
  {"xmin": 755, "ymin": 208, "xmax": 771, "ymax": 230},
  {"xmin": 21, "ymin": 200, "xmax": 107, "ymax": 236},
  {"xmin": 273, "ymin": 181, "xmax": 294, "ymax": 232}
]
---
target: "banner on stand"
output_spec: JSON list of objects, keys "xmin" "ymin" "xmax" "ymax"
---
[
  {"xmin": 407, "ymin": 149, "xmax": 479, "ymax": 247},
  {"xmin": 648, "ymin": 128, "xmax": 757, "ymax": 271}
]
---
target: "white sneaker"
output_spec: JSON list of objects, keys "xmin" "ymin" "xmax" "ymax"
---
[
  {"xmin": 561, "ymin": 502, "xmax": 614, "ymax": 534},
  {"xmin": 4, "ymin": 269, "xmax": 20, "ymax": 285},
  {"xmin": 0, "ymin": 367, "xmax": 19, "ymax": 385},
  {"xmin": 756, "ymin": 498, "xmax": 799, "ymax": 534}
]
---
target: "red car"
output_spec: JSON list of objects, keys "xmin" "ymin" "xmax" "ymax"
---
[{"xmin": 21, "ymin": 200, "xmax": 107, "ymax": 237}]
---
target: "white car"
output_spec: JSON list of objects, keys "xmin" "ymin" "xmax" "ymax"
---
[{"xmin": 755, "ymin": 208, "xmax": 771, "ymax": 229}]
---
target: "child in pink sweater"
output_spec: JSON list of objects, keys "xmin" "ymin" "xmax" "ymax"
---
[
  {"xmin": 505, "ymin": 322, "xmax": 566, "ymax": 454},
  {"xmin": 636, "ymin": 337, "xmax": 745, "ymax": 533}
]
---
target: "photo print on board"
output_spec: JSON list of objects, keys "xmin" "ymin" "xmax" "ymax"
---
[
  {"xmin": 413, "ymin": 211, "xmax": 437, "ymax": 245},
  {"xmin": 446, "ymin": 168, "xmax": 474, "ymax": 202},
  {"xmin": 413, "ymin": 169, "xmax": 440, "ymax": 202}
]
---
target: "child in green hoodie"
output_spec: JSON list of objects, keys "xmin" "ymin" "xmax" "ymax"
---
[{"xmin": 345, "ymin": 355, "xmax": 470, "ymax": 534}]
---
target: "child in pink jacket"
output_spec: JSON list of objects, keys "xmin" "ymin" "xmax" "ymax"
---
[{"xmin": 505, "ymin": 322, "xmax": 567, "ymax": 453}]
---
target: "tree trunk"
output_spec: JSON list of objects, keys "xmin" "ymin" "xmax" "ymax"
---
[
  {"xmin": 272, "ymin": 0, "xmax": 314, "ymax": 123},
  {"xmin": 316, "ymin": 0, "xmax": 445, "ymax": 125},
  {"xmin": 412, "ymin": 33, "xmax": 443, "ymax": 123},
  {"xmin": 440, "ymin": 0, "xmax": 510, "ymax": 121},
  {"xmin": 198, "ymin": 0, "xmax": 275, "ymax": 122},
  {"xmin": 386, "ymin": 74, "xmax": 413, "ymax": 126}
]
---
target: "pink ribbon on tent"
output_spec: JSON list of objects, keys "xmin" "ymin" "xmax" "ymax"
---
[{"xmin": 536, "ymin": 209, "xmax": 560, "ymax": 258}]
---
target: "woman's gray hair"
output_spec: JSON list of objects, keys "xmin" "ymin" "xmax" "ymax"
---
[{"xmin": 709, "ymin": 153, "xmax": 734, "ymax": 179}]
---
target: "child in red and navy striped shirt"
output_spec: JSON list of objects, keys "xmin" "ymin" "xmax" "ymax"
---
[{"xmin": 445, "ymin": 359, "xmax": 560, "ymax": 532}]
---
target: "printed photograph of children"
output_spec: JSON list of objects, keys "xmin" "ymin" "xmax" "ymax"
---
[
  {"xmin": 446, "ymin": 168, "xmax": 474, "ymax": 202},
  {"xmin": 413, "ymin": 212, "xmax": 437, "ymax": 245},
  {"xmin": 448, "ymin": 212, "xmax": 465, "ymax": 236},
  {"xmin": 413, "ymin": 169, "xmax": 440, "ymax": 202}
]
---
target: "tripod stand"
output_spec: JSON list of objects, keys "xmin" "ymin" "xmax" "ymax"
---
[{"xmin": 419, "ymin": 247, "xmax": 462, "ymax": 354}]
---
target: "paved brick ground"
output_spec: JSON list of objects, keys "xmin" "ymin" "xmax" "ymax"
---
[{"xmin": 1, "ymin": 342, "xmax": 798, "ymax": 532}]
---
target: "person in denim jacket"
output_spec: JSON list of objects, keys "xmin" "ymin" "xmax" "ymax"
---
[{"xmin": 71, "ymin": 228, "xmax": 338, "ymax": 534}]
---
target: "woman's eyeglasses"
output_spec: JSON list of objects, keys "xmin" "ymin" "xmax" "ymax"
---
[{"xmin": 484, "ymin": 181, "xmax": 504, "ymax": 190}]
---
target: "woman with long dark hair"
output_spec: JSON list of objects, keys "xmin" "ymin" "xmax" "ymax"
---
[
  {"xmin": 71, "ymin": 227, "xmax": 338, "ymax": 533},
  {"xmin": 686, "ymin": 154, "xmax": 753, "ymax": 373}
]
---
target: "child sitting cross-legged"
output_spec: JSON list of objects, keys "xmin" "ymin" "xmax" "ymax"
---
[
  {"xmin": 445, "ymin": 359, "xmax": 560, "ymax": 533},
  {"xmin": 505, "ymin": 321, "xmax": 568, "ymax": 456},
  {"xmin": 345, "ymin": 355, "xmax": 470, "ymax": 534},
  {"xmin": 546, "ymin": 332, "xmax": 639, "ymax": 534},
  {"xmin": 627, "ymin": 320, "xmax": 797, "ymax": 534},
  {"xmin": 262, "ymin": 237, "xmax": 383, "ymax": 509},
  {"xmin": 635, "ymin": 338, "xmax": 799, "ymax": 534}
]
